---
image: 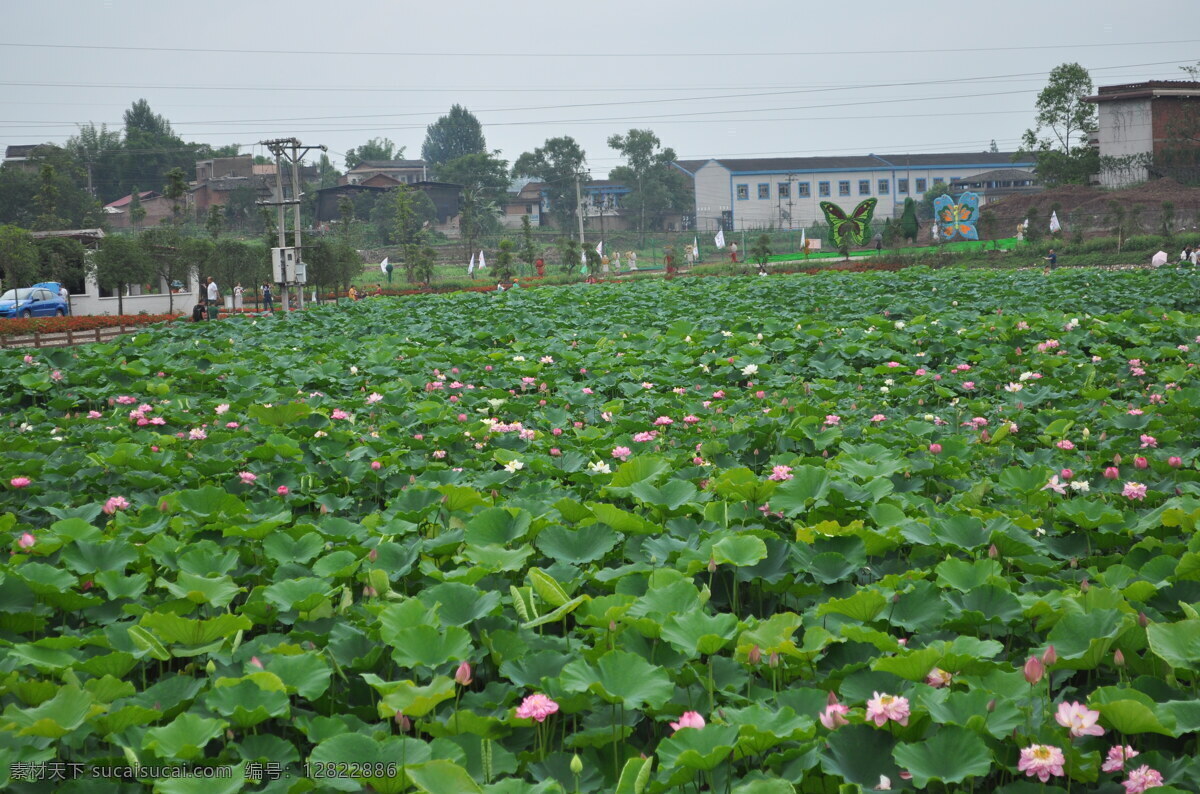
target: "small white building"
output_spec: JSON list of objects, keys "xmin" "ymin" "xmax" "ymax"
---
[
  {"xmin": 1085, "ymin": 81, "xmax": 1200, "ymax": 187},
  {"xmin": 676, "ymin": 152, "xmax": 1035, "ymax": 232}
]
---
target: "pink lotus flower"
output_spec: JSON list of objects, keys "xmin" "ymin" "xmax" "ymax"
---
[
  {"xmin": 225, "ymin": 421, "xmax": 239, "ymax": 429},
  {"xmin": 1055, "ymin": 701, "xmax": 1105, "ymax": 737},
  {"xmin": 9, "ymin": 477, "xmax": 31, "ymax": 489},
  {"xmin": 366, "ymin": 392, "xmax": 383, "ymax": 404},
  {"xmin": 515, "ymin": 693, "xmax": 559, "ymax": 722},
  {"xmin": 925, "ymin": 667, "xmax": 953, "ymax": 688},
  {"xmin": 824, "ymin": 414, "xmax": 840, "ymax": 426},
  {"xmin": 103, "ymin": 496, "xmax": 130, "ymax": 515},
  {"xmin": 116, "ymin": 395, "xmax": 136, "ymax": 405},
  {"xmin": 1134, "ymin": 456, "xmax": 1149, "ymax": 469},
  {"xmin": 1056, "ymin": 439, "xmax": 1076, "ymax": 451},
  {"xmin": 653, "ymin": 416, "xmax": 674, "ymax": 426},
  {"xmin": 371, "ymin": 460, "xmax": 383, "ymax": 470},
  {"xmin": 1122, "ymin": 765, "xmax": 1164, "ymax": 793},
  {"xmin": 712, "ymin": 390, "xmax": 725, "ymax": 399},
  {"xmin": 962, "ymin": 381, "xmax": 976, "ymax": 391},
  {"xmin": 189, "ymin": 428, "xmax": 207, "ymax": 440},
  {"xmin": 277, "ymin": 485, "xmax": 290, "ymax": 495},
  {"xmin": 249, "ymin": 656, "xmax": 264, "ymax": 669},
  {"xmin": 865, "ymin": 692, "xmax": 909, "ymax": 727},
  {"xmin": 1123, "ymin": 481, "xmax": 1147, "ymax": 501},
  {"xmin": 215, "ymin": 403, "xmax": 230, "ymax": 414},
  {"xmin": 683, "ymin": 415, "xmax": 700, "ymax": 424},
  {"xmin": 1024, "ymin": 656, "xmax": 1044, "ymax": 684},
  {"xmin": 767, "ymin": 465, "xmax": 793, "ymax": 481},
  {"xmin": 1103, "ymin": 745, "xmax": 1140, "ymax": 773},
  {"xmin": 1138, "ymin": 433, "xmax": 1157, "ymax": 448},
  {"xmin": 632, "ymin": 431, "xmax": 658, "ymax": 443},
  {"xmin": 432, "ymin": 450, "xmax": 446, "ymax": 459},
  {"xmin": 1042, "ymin": 475, "xmax": 1067, "ymax": 495},
  {"xmin": 1104, "ymin": 466, "xmax": 1120, "ymax": 479},
  {"xmin": 581, "ymin": 387, "xmax": 594, "ymax": 395},
  {"xmin": 88, "ymin": 410, "xmax": 102, "ymax": 419},
  {"xmin": 669, "ymin": 711, "xmax": 706, "ymax": 733},
  {"xmin": 238, "ymin": 471, "xmax": 257, "ymax": 484},
  {"xmin": 331, "ymin": 409, "xmax": 350, "ymax": 420},
  {"xmin": 1060, "ymin": 468, "xmax": 1074, "ymax": 480},
  {"xmin": 455, "ymin": 661, "xmax": 472, "ymax": 686},
  {"xmin": 50, "ymin": 370, "xmax": 62, "ymax": 381},
  {"xmin": 915, "ymin": 368, "xmax": 927, "ymax": 376},
  {"xmin": 611, "ymin": 446, "xmax": 632, "ymax": 461},
  {"xmin": 870, "ymin": 414, "xmax": 887, "ymax": 422},
  {"xmin": 819, "ymin": 693, "xmax": 851, "ymax": 730},
  {"xmin": 550, "ymin": 448, "xmax": 561, "ymax": 456},
  {"xmin": 17, "ymin": 532, "xmax": 35, "ymax": 550},
  {"xmin": 1018, "ymin": 744, "xmax": 1065, "ymax": 783},
  {"xmin": 928, "ymin": 443, "xmax": 942, "ymax": 455}
]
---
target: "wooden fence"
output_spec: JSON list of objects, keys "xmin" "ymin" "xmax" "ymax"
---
[{"xmin": 0, "ymin": 324, "xmax": 136, "ymax": 350}]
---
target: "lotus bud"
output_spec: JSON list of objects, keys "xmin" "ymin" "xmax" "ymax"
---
[
  {"xmin": 455, "ymin": 661, "xmax": 473, "ymax": 686},
  {"xmin": 1138, "ymin": 612, "xmax": 1149, "ymax": 628},
  {"xmin": 827, "ymin": 690, "xmax": 840, "ymax": 706},
  {"xmin": 1069, "ymin": 558, "xmax": 1078, "ymax": 568},
  {"xmin": 1042, "ymin": 645, "xmax": 1057, "ymax": 666},
  {"xmin": 570, "ymin": 755, "xmax": 583, "ymax": 775},
  {"xmin": 987, "ymin": 544, "xmax": 999, "ymax": 559},
  {"xmin": 1081, "ymin": 578, "xmax": 1090, "ymax": 592},
  {"xmin": 708, "ymin": 557, "xmax": 717, "ymax": 573},
  {"xmin": 368, "ymin": 548, "xmax": 378, "ymax": 562},
  {"xmin": 394, "ymin": 711, "xmax": 411, "ymax": 731},
  {"xmin": 608, "ymin": 621, "xmax": 617, "ymax": 633},
  {"xmin": 892, "ymin": 593, "xmax": 901, "ymax": 603},
  {"xmin": 226, "ymin": 729, "xmax": 235, "ymax": 740},
  {"xmin": 748, "ymin": 645, "xmax": 762, "ymax": 665},
  {"xmin": 768, "ymin": 651, "xmax": 780, "ymax": 669},
  {"xmin": 1082, "ymin": 427, "xmax": 1090, "ymax": 440},
  {"xmin": 205, "ymin": 660, "xmax": 216, "ymax": 675},
  {"xmin": 1023, "ymin": 656, "xmax": 1044, "ymax": 685},
  {"xmin": 1114, "ymin": 649, "xmax": 1126, "ymax": 667},
  {"xmin": 986, "ymin": 698, "xmax": 996, "ymax": 713},
  {"xmin": 1113, "ymin": 453, "xmax": 1122, "ymax": 465}
]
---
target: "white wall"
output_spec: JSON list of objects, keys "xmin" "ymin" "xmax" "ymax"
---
[
  {"xmin": 1097, "ymin": 98, "xmax": 1153, "ymax": 187},
  {"xmin": 69, "ymin": 268, "xmax": 200, "ymax": 317},
  {"xmin": 693, "ymin": 162, "xmax": 1035, "ymax": 230}
]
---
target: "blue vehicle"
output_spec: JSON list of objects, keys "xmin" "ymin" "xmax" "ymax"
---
[{"xmin": 0, "ymin": 284, "xmax": 69, "ymax": 318}]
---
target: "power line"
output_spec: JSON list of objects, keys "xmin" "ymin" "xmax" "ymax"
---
[{"xmin": 1, "ymin": 38, "xmax": 1196, "ymax": 58}]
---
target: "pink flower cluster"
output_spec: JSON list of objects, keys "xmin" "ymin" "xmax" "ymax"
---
[{"xmin": 515, "ymin": 693, "xmax": 559, "ymax": 722}]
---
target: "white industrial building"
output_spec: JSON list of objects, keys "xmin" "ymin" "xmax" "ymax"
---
[{"xmin": 675, "ymin": 152, "xmax": 1035, "ymax": 232}]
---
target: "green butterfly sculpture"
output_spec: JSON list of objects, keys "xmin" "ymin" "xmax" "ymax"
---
[{"xmin": 819, "ymin": 198, "xmax": 878, "ymax": 248}]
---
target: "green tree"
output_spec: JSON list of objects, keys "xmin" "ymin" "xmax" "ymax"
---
[
  {"xmin": 1020, "ymin": 63, "xmax": 1099, "ymax": 185},
  {"xmin": 205, "ymin": 205, "xmax": 223, "ymax": 239},
  {"xmin": 919, "ymin": 181, "xmax": 951, "ymax": 220},
  {"xmin": 557, "ymin": 236, "xmax": 581, "ymax": 276},
  {"xmin": 33, "ymin": 163, "xmax": 65, "ymax": 231},
  {"xmin": 1161, "ymin": 201, "xmax": 1176, "ymax": 238},
  {"xmin": 163, "ymin": 167, "xmax": 189, "ymax": 225},
  {"xmin": 35, "ymin": 236, "xmax": 87, "ymax": 293},
  {"xmin": 513, "ymin": 137, "xmax": 588, "ymax": 230},
  {"xmin": 372, "ymin": 186, "xmax": 435, "ymax": 247},
  {"xmin": 392, "ymin": 186, "xmax": 428, "ymax": 283},
  {"xmin": 493, "ymin": 238, "xmax": 516, "ymax": 283},
  {"xmin": 66, "ymin": 122, "xmax": 123, "ymax": 203},
  {"xmin": 315, "ymin": 154, "xmax": 340, "ymax": 189},
  {"xmin": 422, "ymin": 105, "xmax": 487, "ymax": 167},
  {"xmin": 344, "ymin": 138, "xmax": 402, "ymax": 170},
  {"xmin": 519, "ymin": 214, "xmax": 536, "ymax": 275},
  {"xmin": 0, "ymin": 225, "xmax": 40, "ymax": 304},
  {"xmin": 607, "ymin": 129, "xmax": 691, "ymax": 245},
  {"xmin": 91, "ymin": 234, "xmax": 153, "ymax": 315},
  {"xmin": 979, "ymin": 208, "xmax": 998, "ymax": 247},
  {"xmin": 435, "ymin": 151, "xmax": 510, "ymax": 205},
  {"xmin": 139, "ymin": 227, "xmax": 192, "ymax": 313},
  {"xmin": 119, "ymin": 100, "xmax": 195, "ymax": 203},
  {"xmin": 128, "ymin": 186, "xmax": 147, "ymax": 231},
  {"xmin": 750, "ymin": 234, "xmax": 772, "ymax": 271}
]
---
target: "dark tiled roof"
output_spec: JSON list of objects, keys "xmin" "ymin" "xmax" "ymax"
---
[
  {"xmin": 351, "ymin": 160, "xmax": 427, "ymax": 170},
  {"xmin": 673, "ymin": 159, "xmax": 710, "ymax": 174}
]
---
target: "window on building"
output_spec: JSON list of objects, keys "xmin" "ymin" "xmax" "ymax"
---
[
  {"xmin": 897, "ymin": 178, "xmax": 909, "ymax": 194},
  {"xmin": 818, "ymin": 181, "xmax": 830, "ymax": 197},
  {"xmin": 838, "ymin": 181, "xmax": 851, "ymax": 196},
  {"xmin": 858, "ymin": 180, "xmax": 871, "ymax": 195},
  {"xmin": 797, "ymin": 182, "xmax": 810, "ymax": 197},
  {"xmin": 878, "ymin": 179, "xmax": 889, "ymax": 195},
  {"xmin": 736, "ymin": 184, "xmax": 749, "ymax": 200},
  {"xmin": 777, "ymin": 182, "xmax": 790, "ymax": 199},
  {"xmin": 915, "ymin": 178, "xmax": 927, "ymax": 193},
  {"xmin": 758, "ymin": 183, "xmax": 770, "ymax": 199}
]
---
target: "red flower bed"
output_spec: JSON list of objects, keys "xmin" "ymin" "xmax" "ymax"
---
[{"xmin": 0, "ymin": 314, "xmax": 179, "ymax": 337}]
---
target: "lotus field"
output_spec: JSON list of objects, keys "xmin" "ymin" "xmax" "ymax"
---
[{"xmin": 5, "ymin": 267, "xmax": 1200, "ymax": 794}]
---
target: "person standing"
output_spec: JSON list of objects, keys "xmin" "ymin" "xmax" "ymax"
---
[
  {"xmin": 729, "ymin": 241, "xmax": 738, "ymax": 263},
  {"xmin": 261, "ymin": 282, "xmax": 274, "ymax": 313},
  {"xmin": 628, "ymin": 251, "xmax": 638, "ymax": 271},
  {"xmin": 205, "ymin": 276, "xmax": 220, "ymax": 320},
  {"xmin": 348, "ymin": 285, "xmax": 358, "ymax": 302},
  {"xmin": 233, "ymin": 283, "xmax": 244, "ymax": 311},
  {"xmin": 58, "ymin": 284, "xmax": 70, "ymax": 315},
  {"xmin": 1043, "ymin": 249, "xmax": 1057, "ymax": 271}
]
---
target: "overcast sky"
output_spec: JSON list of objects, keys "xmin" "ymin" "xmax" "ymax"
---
[{"xmin": 2, "ymin": 0, "xmax": 1198, "ymax": 175}]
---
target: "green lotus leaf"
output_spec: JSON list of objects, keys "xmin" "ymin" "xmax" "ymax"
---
[
  {"xmin": 1089, "ymin": 686, "xmax": 1177, "ymax": 735},
  {"xmin": 586, "ymin": 503, "xmax": 661, "ymax": 535},
  {"xmin": 265, "ymin": 652, "xmax": 331, "ymax": 699},
  {"xmin": 408, "ymin": 760, "xmax": 482, "ymax": 794},
  {"xmin": 657, "ymin": 724, "xmax": 739, "ymax": 772},
  {"xmin": 388, "ymin": 624, "xmax": 474, "ymax": 668},
  {"xmin": 711, "ymin": 535, "xmax": 768, "ymax": 568},
  {"xmin": 418, "ymin": 582, "xmax": 502, "ymax": 626},
  {"xmin": 614, "ymin": 755, "xmax": 654, "ymax": 794},
  {"xmin": 1, "ymin": 686, "xmax": 98, "ymax": 738},
  {"xmin": 262, "ymin": 577, "xmax": 335, "ymax": 613},
  {"xmin": 465, "ymin": 507, "xmax": 532, "ymax": 546},
  {"xmin": 770, "ymin": 466, "xmax": 832, "ymax": 515},
  {"xmin": 892, "ymin": 725, "xmax": 993, "ymax": 788},
  {"xmin": 1146, "ymin": 619, "xmax": 1200, "ymax": 671},
  {"xmin": 363, "ymin": 675, "xmax": 456, "ymax": 718},
  {"xmin": 560, "ymin": 649, "xmax": 673, "ymax": 710},
  {"xmin": 605, "ymin": 455, "xmax": 670, "ymax": 494},
  {"xmin": 816, "ymin": 590, "xmax": 887, "ymax": 622},
  {"xmin": 262, "ymin": 531, "xmax": 326, "ymax": 565},
  {"xmin": 157, "ymin": 572, "xmax": 241, "ymax": 609},
  {"xmin": 205, "ymin": 679, "xmax": 290, "ymax": 729},
  {"xmin": 661, "ymin": 609, "xmax": 739, "ymax": 657},
  {"xmin": 534, "ymin": 524, "xmax": 619, "ymax": 564},
  {"xmin": 142, "ymin": 712, "xmax": 227, "ymax": 761},
  {"xmin": 140, "ymin": 612, "xmax": 252, "ymax": 647},
  {"xmin": 248, "ymin": 401, "xmax": 313, "ymax": 426}
]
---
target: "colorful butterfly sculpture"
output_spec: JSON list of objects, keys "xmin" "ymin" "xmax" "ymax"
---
[
  {"xmin": 819, "ymin": 198, "xmax": 877, "ymax": 248},
  {"xmin": 932, "ymin": 192, "xmax": 981, "ymax": 241}
]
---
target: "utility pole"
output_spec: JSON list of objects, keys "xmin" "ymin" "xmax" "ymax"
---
[
  {"xmin": 574, "ymin": 175, "xmax": 586, "ymax": 250},
  {"xmin": 258, "ymin": 137, "xmax": 326, "ymax": 313}
]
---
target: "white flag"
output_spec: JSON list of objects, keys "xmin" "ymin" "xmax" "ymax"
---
[
  {"xmin": 800, "ymin": 229, "xmax": 806, "ymax": 249},
  {"xmin": 595, "ymin": 241, "xmax": 603, "ymax": 257},
  {"xmin": 1049, "ymin": 211, "xmax": 1061, "ymax": 233},
  {"xmin": 468, "ymin": 252, "xmax": 475, "ymax": 275},
  {"xmin": 379, "ymin": 257, "xmax": 389, "ymax": 274},
  {"xmin": 478, "ymin": 250, "xmax": 487, "ymax": 270},
  {"xmin": 693, "ymin": 237, "xmax": 699, "ymax": 256},
  {"xmin": 714, "ymin": 229, "xmax": 726, "ymax": 249}
]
